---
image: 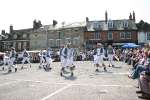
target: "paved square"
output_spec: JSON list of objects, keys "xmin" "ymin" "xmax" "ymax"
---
[{"xmin": 0, "ymin": 61, "xmax": 142, "ymax": 100}]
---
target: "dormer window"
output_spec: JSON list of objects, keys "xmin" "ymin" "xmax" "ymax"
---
[
  {"xmin": 94, "ymin": 22, "xmax": 100, "ymax": 30},
  {"xmin": 108, "ymin": 20, "xmax": 113, "ymax": 28},
  {"xmin": 123, "ymin": 20, "xmax": 128, "ymax": 28}
]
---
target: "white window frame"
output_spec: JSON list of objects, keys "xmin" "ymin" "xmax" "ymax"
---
[
  {"xmin": 56, "ymin": 39, "xmax": 61, "ymax": 47},
  {"xmin": 94, "ymin": 32, "xmax": 100, "ymax": 40},
  {"xmin": 108, "ymin": 20, "xmax": 113, "ymax": 28},
  {"xmin": 49, "ymin": 39, "xmax": 55, "ymax": 47},
  {"xmin": 108, "ymin": 32, "xmax": 113, "ymax": 40},
  {"xmin": 146, "ymin": 32, "xmax": 150, "ymax": 41},
  {"xmin": 65, "ymin": 38, "xmax": 71, "ymax": 44},
  {"xmin": 120, "ymin": 32, "xmax": 125, "ymax": 39},
  {"xmin": 123, "ymin": 21, "xmax": 128, "ymax": 28},
  {"xmin": 125, "ymin": 32, "xmax": 131, "ymax": 39},
  {"xmin": 73, "ymin": 37, "xmax": 79, "ymax": 45}
]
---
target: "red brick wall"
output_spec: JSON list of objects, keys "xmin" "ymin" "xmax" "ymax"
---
[{"xmin": 84, "ymin": 31, "xmax": 138, "ymax": 43}]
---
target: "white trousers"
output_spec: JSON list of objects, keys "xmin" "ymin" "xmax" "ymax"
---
[
  {"xmin": 46, "ymin": 57, "xmax": 52, "ymax": 65},
  {"xmin": 8, "ymin": 57, "xmax": 17, "ymax": 69},
  {"xmin": 108, "ymin": 54, "xmax": 114, "ymax": 66},
  {"xmin": 40, "ymin": 57, "xmax": 45, "ymax": 66},
  {"xmin": 62, "ymin": 57, "xmax": 74, "ymax": 68},
  {"xmin": 94, "ymin": 55, "xmax": 104, "ymax": 65},
  {"xmin": 22, "ymin": 57, "xmax": 31, "ymax": 66}
]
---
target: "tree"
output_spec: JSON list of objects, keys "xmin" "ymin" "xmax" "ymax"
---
[{"xmin": 136, "ymin": 20, "xmax": 150, "ymax": 31}]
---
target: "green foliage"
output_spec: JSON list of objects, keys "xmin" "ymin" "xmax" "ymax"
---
[{"xmin": 136, "ymin": 20, "xmax": 150, "ymax": 31}]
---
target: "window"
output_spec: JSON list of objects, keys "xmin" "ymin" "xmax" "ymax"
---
[
  {"xmin": 108, "ymin": 32, "xmax": 113, "ymax": 40},
  {"xmin": 73, "ymin": 37, "xmax": 79, "ymax": 45},
  {"xmin": 120, "ymin": 32, "xmax": 131, "ymax": 39},
  {"xmin": 123, "ymin": 21, "xmax": 128, "ymax": 28},
  {"xmin": 65, "ymin": 38, "xmax": 71, "ymax": 44},
  {"xmin": 147, "ymin": 32, "xmax": 150, "ymax": 40},
  {"xmin": 108, "ymin": 20, "xmax": 113, "ymax": 28},
  {"xmin": 120, "ymin": 32, "xmax": 125, "ymax": 39},
  {"xmin": 94, "ymin": 32, "xmax": 100, "ymax": 39},
  {"xmin": 18, "ymin": 42, "xmax": 21, "ymax": 50},
  {"xmin": 49, "ymin": 39, "xmax": 55, "ymax": 47},
  {"xmin": 23, "ymin": 42, "xmax": 27, "ymax": 48},
  {"xmin": 125, "ymin": 32, "xmax": 131, "ymax": 39},
  {"xmin": 94, "ymin": 22, "xmax": 100, "ymax": 29},
  {"xmin": 56, "ymin": 39, "xmax": 61, "ymax": 47}
]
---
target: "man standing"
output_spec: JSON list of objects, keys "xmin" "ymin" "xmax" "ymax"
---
[
  {"xmin": 2, "ymin": 51, "xmax": 9, "ymax": 71},
  {"xmin": 8, "ymin": 47, "xmax": 17, "ymax": 73},
  {"xmin": 107, "ymin": 44, "xmax": 115, "ymax": 67},
  {"xmin": 93, "ymin": 43, "xmax": 106, "ymax": 72},
  {"xmin": 60, "ymin": 43, "xmax": 75, "ymax": 76},
  {"xmin": 44, "ymin": 48, "xmax": 53, "ymax": 71},
  {"xmin": 39, "ymin": 49, "xmax": 45, "ymax": 69},
  {"xmin": 21, "ymin": 49, "xmax": 31, "ymax": 69}
]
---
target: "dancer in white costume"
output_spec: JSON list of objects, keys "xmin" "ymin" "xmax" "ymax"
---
[
  {"xmin": 8, "ymin": 47, "xmax": 17, "ymax": 73},
  {"xmin": 38, "ymin": 49, "xmax": 45, "ymax": 69},
  {"xmin": 93, "ymin": 43, "xmax": 106, "ymax": 72},
  {"xmin": 107, "ymin": 44, "xmax": 115, "ymax": 67},
  {"xmin": 60, "ymin": 43, "xmax": 76, "ymax": 77},
  {"xmin": 44, "ymin": 48, "xmax": 53, "ymax": 71},
  {"xmin": 2, "ymin": 51, "xmax": 9, "ymax": 71},
  {"xmin": 21, "ymin": 49, "xmax": 31, "ymax": 69}
]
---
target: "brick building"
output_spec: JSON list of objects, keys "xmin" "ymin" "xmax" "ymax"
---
[{"xmin": 84, "ymin": 11, "xmax": 138, "ymax": 49}]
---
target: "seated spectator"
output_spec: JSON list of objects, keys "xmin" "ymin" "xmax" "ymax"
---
[{"xmin": 137, "ymin": 64, "xmax": 150, "ymax": 99}]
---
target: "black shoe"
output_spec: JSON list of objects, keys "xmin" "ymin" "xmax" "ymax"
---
[
  {"xmin": 2, "ymin": 67, "xmax": 4, "ymax": 71},
  {"xmin": 15, "ymin": 68, "xmax": 17, "ymax": 72},
  {"xmin": 61, "ymin": 67, "xmax": 65, "ymax": 71},
  {"xmin": 8, "ymin": 69, "xmax": 12, "ymax": 73},
  {"xmin": 21, "ymin": 66, "xmax": 23, "ymax": 69},
  {"xmin": 136, "ymin": 91, "xmax": 143, "ymax": 94},
  {"xmin": 60, "ymin": 72, "xmax": 63, "ymax": 76},
  {"xmin": 112, "ymin": 65, "xmax": 115, "ymax": 67},
  {"xmin": 138, "ymin": 93, "xmax": 150, "ymax": 99},
  {"xmin": 71, "ymin": 72, "xmax": 74, "ymax": 77},
  {"xmin": 104, "ymin": 67, "xmax": 107, "ymax": 72},
  {"xmin": 95, "ymin": 69, "xmax": 99, "ymax": 72}
]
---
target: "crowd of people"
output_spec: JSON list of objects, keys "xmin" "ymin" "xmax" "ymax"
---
[{"xmin": 0, "ymin": 42, "xmax": 150, "ymax": 99}]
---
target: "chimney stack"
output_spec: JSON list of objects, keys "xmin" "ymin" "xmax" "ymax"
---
[
  {"xmin": 105, "ymin": 11, "xmax": 108, "ymax": 23},
  {"xmin": 132, "ymin": 11, "xmax": 135, "ymax": 22},
  {"xmin": 10, "ymin": 25, "xmax": 13, "ymax": 33},
  {"xmin": 129, "ymin": 13, "xmax": 132, "ymax": 20},
  {"xmin": 86, "ymin": 17, "xmax": 89, "ymax": 22}
]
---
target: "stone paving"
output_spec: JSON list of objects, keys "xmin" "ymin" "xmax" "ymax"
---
[{"xmin": 0, "ymin": 61, "xmax": 142, "ymax": 100}]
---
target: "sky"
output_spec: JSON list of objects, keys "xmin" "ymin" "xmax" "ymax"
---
[{"xmin": 0, "ymin": 0, "xmax": 150, "ymax": 33}]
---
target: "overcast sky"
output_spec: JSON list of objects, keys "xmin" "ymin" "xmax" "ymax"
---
[{"xmin": 0, "ymin": 0, "xmax": 150, "ymax": 32}]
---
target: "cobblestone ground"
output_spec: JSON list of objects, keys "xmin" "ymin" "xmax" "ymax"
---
[{"xmin": 0, "ymin": 61, "xmax": 142, "ymax": 100}]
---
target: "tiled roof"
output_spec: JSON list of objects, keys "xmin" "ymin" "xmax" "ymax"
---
[{"xmin": 87, "ymin": 19, "xmax": 137, "ymax": 31}]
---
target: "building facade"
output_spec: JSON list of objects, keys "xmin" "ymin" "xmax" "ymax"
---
[
  {"xmin": 47, "ymin": 22, "xmax": 86, "ymax": 50},
  {"xmin": 84, "ymin": 11, "xmax": 138, "ymax": 49},
  {"xmin": 138, "ymin": 31, "xmax": 150, "ymax": 44}
]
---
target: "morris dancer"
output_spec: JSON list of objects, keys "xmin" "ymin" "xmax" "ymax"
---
[
  {"xmin": 8, "ymin": 47, "xmax": 17, "ymax": 72},
  {"xmin": 39, "ymin": 49, "xmax": 45, "ymax": 69},
  {"xmin": 61, "ymin": 43, "xmax": 75, "ymax": 76},
  {"xmin": 21, "ymin": 49, "xmax": 31, "ymax": 69},
  {"xmin": 107, "ymin": 44, "xmax": 115, "ymax": 67},
  {"xmin": 2, "ymin": 51, "xmax": 9, "ymax": 70},
  {"xmin": 93, "ymin": 43, "xmax": 106, "ymax": 72},
  {"xmin": 45, "ymin": 48, "xmax": 53, "ymax": 71}
]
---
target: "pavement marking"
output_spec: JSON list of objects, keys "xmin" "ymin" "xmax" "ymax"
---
[
  {"xmin": 41, "ymin": 84, "xmax": 72, "ymax": 100},
  {"xmin": 3, "ymin": 78, "xmax": 134, "ymax": 88},
  {"xmin": 0, "ymin": 80, "xmax": 21, "ymax": 87}
]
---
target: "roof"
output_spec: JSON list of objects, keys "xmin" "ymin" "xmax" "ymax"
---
[
  {"xmin": 87, "ymin": 19, "xmax": 137, "ymax": 31},
  {"xmin": 61, "ymin": 22, "xmax": 86, "ymax": 29}
]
